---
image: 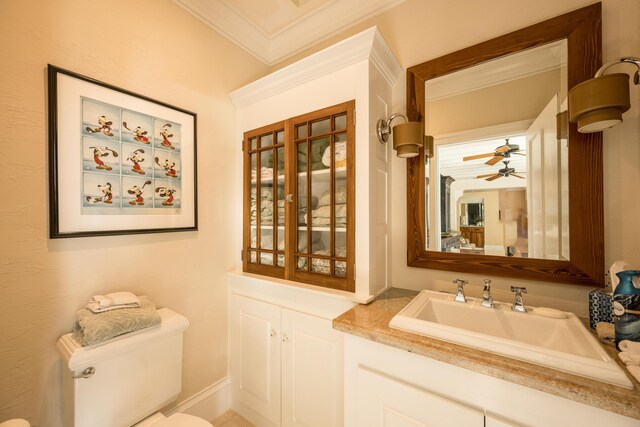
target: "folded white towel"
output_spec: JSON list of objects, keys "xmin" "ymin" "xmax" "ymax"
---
[
  {"xmin": 618, "ymin": 340, "xmax": 640, "ymax": 356},
  {"xmin": 86, "ymin": 302, "xmax": 141, "ymax": 314},
  {"xmin": 90, "ymin": 292, "xmax": 140, "ymax": 308}
]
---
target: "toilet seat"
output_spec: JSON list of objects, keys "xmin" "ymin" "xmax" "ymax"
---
[{"xmin": 134, "ymin": 412, "xmax": 211, "ymax": 427}]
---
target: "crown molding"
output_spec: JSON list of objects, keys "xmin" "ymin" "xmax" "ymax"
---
[
  {"xmin": 229, "ymin": 27, "xmax": 401, "ymax": 108},
  {"xmin": 173, "ymin": 0, "xmax": 405, "ymax": 66}
]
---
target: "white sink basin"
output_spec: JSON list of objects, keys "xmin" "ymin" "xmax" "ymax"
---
[{"xmin": 389, "ymin": 290, "xmax": 633, "ymax": 389}]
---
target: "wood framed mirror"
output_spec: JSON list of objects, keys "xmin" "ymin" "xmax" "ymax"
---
[{"xmin": 406, "ymin": 3, "xmax": 604, "ymax": 286}]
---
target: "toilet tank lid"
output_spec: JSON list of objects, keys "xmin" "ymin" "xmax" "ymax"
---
[{"xmin": 57, "ymin": 308, "xmax": 189, "ymax": 371}]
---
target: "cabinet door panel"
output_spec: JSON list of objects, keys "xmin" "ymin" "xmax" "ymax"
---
[
  {"xmin": 356, "ymin": 366, "xmax": 483, "ymax": 427},
  {"xmin": 230, "ymin": 294, "xmax": 281, "ymax": 425},
  {"xmin": 282, "ymin": 309, "xmax": 344, "ymax": 427}
]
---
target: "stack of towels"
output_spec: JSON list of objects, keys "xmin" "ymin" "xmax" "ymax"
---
[
  {"xmin": 73, "ymin": 292, "xmax": 161, "ymax": 347},
  {"xmin": 618, "ymin": 340, "xmax": 640, "ymax": 383}
]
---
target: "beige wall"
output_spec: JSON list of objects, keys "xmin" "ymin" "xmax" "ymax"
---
[
  {"xmin": 427, "ymin": 69, "xmax": 561, "ymax": 135},
  {"xmin": 2, "ymin": 0, "xmax": 639, "ymax": 425},
  {"xmin": 0, "ymin": 0, "xmax": 268, "ymax": 425}
]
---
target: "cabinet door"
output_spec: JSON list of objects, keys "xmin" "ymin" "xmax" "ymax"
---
[
  {"xmin": 282, "ymin": 309, "xmax": 344, "ymax": 427},
  {"xmin": 356, "ymin": 366, "xmax": 484, "ymax": 427},
  {"xmin": 287, "ymin": 101, "xmax": 355, "ymax": 292},
  {"xmin": 244, "ymin": 122, "xmax": 287, "ymax": 279},
  {"xmin": 485, "ymin": 413, "xmax": 525, "ymax": 427},
  {"xmin": 230, "ymin": 294, "xmax": 282, "ymax": 426}
]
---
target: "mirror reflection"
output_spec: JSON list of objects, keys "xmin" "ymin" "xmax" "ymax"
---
[{"xmin": 425, "ymin": 40, "xmax": 569, "ymax": 260}]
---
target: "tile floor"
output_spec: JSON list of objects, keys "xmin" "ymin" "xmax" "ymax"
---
[{"xmin": 211, "ymin": 410, "xmax": 255, "ymax": 427}]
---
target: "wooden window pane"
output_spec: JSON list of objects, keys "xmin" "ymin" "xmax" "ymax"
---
[
  {"xmin": 296, "ymin": 124, "xmax": 307, "ymax": 139},
  {"xmin": 333, "ymin": 114, "xmax": 346, "ymax": 131},
  {"xmin": 311, "ymin": 118, "xmax": 330, "ymax": 136},
  {"xmin": 260, "ymin": 133, "xmax": 273, "ymax": 148},
  {"xmin": 260, "ymin": 253, "xmax": 273, "ymax": 265}
]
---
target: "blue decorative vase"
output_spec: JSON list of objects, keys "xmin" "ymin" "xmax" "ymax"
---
[{"xmin": 613, "ymin": 270, "xmax": 640, "ymax": 349}]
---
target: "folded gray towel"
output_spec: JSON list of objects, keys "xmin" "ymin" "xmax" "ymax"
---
[{"xmin": 73, "ymin": 295, "xmax": 161, "ymax": 346}]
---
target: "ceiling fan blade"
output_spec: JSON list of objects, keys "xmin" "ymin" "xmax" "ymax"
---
[
  {"xmin": 485, "ymin": 156, "xmax": 503, "ymax": 165},
  {"xmin": 476, "ymin": 173, "xmax": 498, "ymax": 178},
  {"xmin": 486, "ymin": 174, "xmax": 502, "ymax": 181},
  {"xmin": 512, "ymin": 152, "xmax": 527, "ymax": 156},
  {"xmin": 463, "ymin": 152, "xmax": 495, "ymax": 161},
  {"xmin": 494, "ymin": 145, "xmax": 510, "ymax": 153},
  {"xmin": 511, "ymin": 173, "xmax": 526, "ymax": 179}
]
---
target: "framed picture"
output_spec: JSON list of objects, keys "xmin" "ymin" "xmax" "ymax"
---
[{"xmin": 48, "ymin": 65, "xmax": 197, "ymax": 238}]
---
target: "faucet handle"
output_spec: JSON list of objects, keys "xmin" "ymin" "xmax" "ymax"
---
[
  {"xmin": 510, "ymin": 286, "xmax": 527, "ymax": 313},
  {"xmin": 453, "ymin": 279, "xmax": 468, "ymax": 303},
  {"xmin": 482, "ymin": 279, "xmax": 494, "ymax": 308}
]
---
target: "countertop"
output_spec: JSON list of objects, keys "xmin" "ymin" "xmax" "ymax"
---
[{"xmin": 332, "ymin": 288, "xmax": 640, "ymax": 420}]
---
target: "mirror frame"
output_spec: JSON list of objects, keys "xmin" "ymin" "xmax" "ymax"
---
[{"xmin": 406, "ymin": 3, "xmax": 604, "ymax": 287}]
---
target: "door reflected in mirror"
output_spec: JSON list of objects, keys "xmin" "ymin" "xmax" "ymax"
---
[{"xmin": 424, "ymin": 40, "xmax": 569, "ymax": 261}]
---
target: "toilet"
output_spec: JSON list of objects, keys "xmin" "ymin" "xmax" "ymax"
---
[{"xmin": 57, "ymin": 308, "xmax": 212, "ymax": 427}]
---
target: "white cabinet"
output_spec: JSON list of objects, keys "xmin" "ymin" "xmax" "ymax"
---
[
  {"xmin": 230, "ymin": 294, "xmax": 281, "ymax": 426},
  {"xmin": 230, "ymin": 292, "xmax": 345, "ymax": 427},
  {"xmin": 344, "ymin": 334, "xmax": 638, "ymax": 427},
  {"xmin": 282, "ymin": 308, "xmax": 344, "ymax": 427},
  {"xmin": 356, "ymin": 366, "xmax": 484, "ymax": 427}
]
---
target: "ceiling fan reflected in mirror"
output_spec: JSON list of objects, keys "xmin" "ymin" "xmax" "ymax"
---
[
  {"xmin": 463, "ymin": 138, "xmax": 526, "ymax": 166},
  {"xmin": 476, "ymin": 160, "xmax": 526, "ymax": 181}
]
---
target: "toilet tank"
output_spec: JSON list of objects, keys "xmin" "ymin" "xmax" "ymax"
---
[{"xmin": 57, "ymin": 308, "xmax": 189, "ymax": 427}]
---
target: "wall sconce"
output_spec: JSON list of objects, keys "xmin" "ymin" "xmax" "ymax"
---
[
  {"xmin": 424, "ymin": 135, "xmax": 434, "ymax": 161},
  {"xmin": 376, "ymin": 114, "xmax": 425, "ymax": 158},
  {"xmin": 568, "ymin": 57, "xmax": 640, "ymax": 133}
]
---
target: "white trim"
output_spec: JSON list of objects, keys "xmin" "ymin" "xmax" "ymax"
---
[
  {"xmin": 167, "ymin": 376, "xmax": 231, "ymax": 422},
  {"xmin": 173, "ymin": 0, "xmax": 406, "ymax": 66},
  {"xmin": 227, "ymin": 271, "xmax": 360, "ymax": 319},
  {"xmin": 229, "ymin": 27, "xmax": 402, "ymax": 109}
]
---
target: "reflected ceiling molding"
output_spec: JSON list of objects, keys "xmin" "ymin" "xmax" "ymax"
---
[
  {"xmin": 173, "ymin": 0, "xmax": 407, "ymax": 66},
  {"xmin": 426, "ymin": 40, "xmax": 568, "ymax": 101}
]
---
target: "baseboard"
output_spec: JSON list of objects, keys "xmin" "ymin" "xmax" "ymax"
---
[{"xmin": 167, "ymin": 376, "xmax": 231, "ymax": 422}]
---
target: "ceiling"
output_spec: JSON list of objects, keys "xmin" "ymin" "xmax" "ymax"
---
[{"xmin": 173, "ymin": 0, "xmax": 406, "ymax": 66}]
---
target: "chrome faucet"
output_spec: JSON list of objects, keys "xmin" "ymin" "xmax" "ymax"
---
[
  {"xmin": 481, "ymin": 279, "xmax": 494, "ymax": 308},
  {"xmin": 453, "ymin": 279, "xmax": 468, "ymax": 303},
  {"xmin": 511, "ymin": 286, "xmax": 527, "ymax": 313}
]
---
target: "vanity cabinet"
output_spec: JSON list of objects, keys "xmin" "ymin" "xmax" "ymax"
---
[
  {"xmin": 356, "ymin": 366, "xmax": 484, "ymax": 426},
  {"xmin": 230, "ymin": 291, "xmax": 345, "ymax": 427},
  {"xmin": 231, "ymin": 27, "xmax": 402, "ymax": 302},
  {"xmin": 243, "ymin": 102, "xmax": 355, "ymax": 292},
  {"xmin": 344, "ymin": 334, "xmax": 638, "ymax": 427}
]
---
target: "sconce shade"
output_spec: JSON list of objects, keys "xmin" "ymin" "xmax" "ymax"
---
[
  {"xmin": 392, "ymin": 121, "xmax": 423, "ymax": 158},
  {"xmin": 568, "ymin": 73, "xmax": 631, "ymax": 133}
]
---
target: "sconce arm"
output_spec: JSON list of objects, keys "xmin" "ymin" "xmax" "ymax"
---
[
  {"xmin": 595, "ymin": 57, "xmax": 640, "ymax": 84},
  {"xmin": 376, "ymin": 113, "xmax": 408, "ymax": 143}
]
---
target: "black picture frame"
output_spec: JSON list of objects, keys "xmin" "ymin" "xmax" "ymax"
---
[{"xmin": 48, "ymin": 64, "xmax": 198, "ymax": 238}]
